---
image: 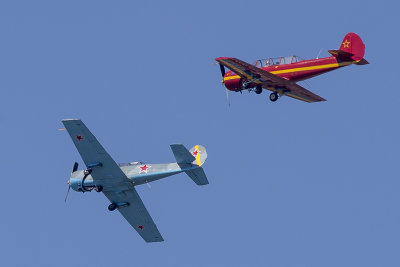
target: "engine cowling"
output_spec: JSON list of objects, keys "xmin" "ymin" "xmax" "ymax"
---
[{"xmin": 223, "ymin": 76, "xmax": 243, "ymax": 92}]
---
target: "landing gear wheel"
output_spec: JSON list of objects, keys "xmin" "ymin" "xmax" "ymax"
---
[
  {"xmin": 269, "ymin": 92, "xmax": 278, "ymax": 102},
  {"xmin": 108, "ymin": 203, "xmax": 117, "ymax": 211},
  {"xmin": 95, "ymin": 185, "xmax": 103, "ymax": 192},
  {"xmin": 255, "ymin": 86, "xmax": 262, "ymax": 94}
]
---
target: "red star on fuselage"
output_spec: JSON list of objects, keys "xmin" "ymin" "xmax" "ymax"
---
[{"xmin": 139, "ymin": 164, "xmax": 151, "ymax": 173}]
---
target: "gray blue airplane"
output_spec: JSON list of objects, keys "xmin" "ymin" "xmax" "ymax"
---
[{"xmin": 62, "ymin": 119, "xmax": 209, "ymax": 242}]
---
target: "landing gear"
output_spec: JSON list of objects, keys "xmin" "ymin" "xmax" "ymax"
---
[
  {"xmin": 255, "ymin": 86, "xmax": 262, "ymax": 94},
  {"xmin": 269, "ymin": 92, "xmax": 278, "ymax": 102},
  {"xmin": 94, "ymin": 185, "xmax": 103, "ymax": 192},
  {"xmin": 108, "ymin": 203, "xmax": 117, "ymax": 211},
  {"xmin": 84, "ymin": 168, "xmax": 92, "ymax": 175},
  {"xmin": 81, "ymin": 168, "xmax": 101, "ymax": 192}
]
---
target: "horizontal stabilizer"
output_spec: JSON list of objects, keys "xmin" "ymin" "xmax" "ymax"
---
[
  {"xmin": 185, "ymin": 167, "xmax": 209, "ymax": 186},
  {"xmin": 355, "ymin": 58, "xmax": 369, "ymax": 65},
  {"xmin": 328, "ymin": 49, "xmax": 353, "ymax": 60},
  {"xmin": 329, "ymin": 50, "xmax": 369, "ymax": 65},
  {"xmin": 170, "ymin": 144, "xmax": 195, "ymax": 164}
]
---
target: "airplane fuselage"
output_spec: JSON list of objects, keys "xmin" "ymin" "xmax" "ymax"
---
[
  {"xmin": 69, "ymin": 162, "xmax": 198, "ymax": 192},
  {"xmin": 223, "ymin": 56, "xmax": 356, "ymax": 92}
]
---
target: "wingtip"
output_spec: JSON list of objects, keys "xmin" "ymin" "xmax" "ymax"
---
[
  {"xmin": 170, "ymin": 143, "xmax": 183, "ymax": 146},
  {"xmin": 62, "ymin": 118, "xmax": 81, "ymax": 122},
  {"xmin": 215, "ymin": 57, "xmax": 231, "ymax": 61},
  {"xmin": 146, "ymin": 235, "xmax": 164, "ymax": 243}
]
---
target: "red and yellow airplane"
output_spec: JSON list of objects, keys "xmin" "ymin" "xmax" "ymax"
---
[{"xmin": 215, "ymin": 32, "xmax": 368, "ymax": 103}]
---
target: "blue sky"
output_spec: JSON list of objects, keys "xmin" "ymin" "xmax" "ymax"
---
[{"xmin": 1, "ymin": 1, "xmax": 399, "ymax": 266}]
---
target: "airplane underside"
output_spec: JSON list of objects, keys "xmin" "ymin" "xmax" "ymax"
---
[{"xmin": 69, "ymin": 163, "xmax": 197, "ymax": 192}]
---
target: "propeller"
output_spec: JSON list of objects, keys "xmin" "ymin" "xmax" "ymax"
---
[
  {"xmin": 65, "ymin": 162, "xmax": 78, "ymax": 203},
  {"xmin": 219, "ymin": 63, "xmax": 226, "ymax": 77},
  {"xmin": 225, "ymin": 86, "xmax": 230, "ymax": 107},
  {"xmin": 218, "ymin": 64, "xmax": 230, "ymax": 106},
  {"xmin": 64, "ymin": 181, "xmax": 71, "ymax": 203},
  {"xmin": 72, "ymin": 162, "xmax": 78, "ymax": 172}
]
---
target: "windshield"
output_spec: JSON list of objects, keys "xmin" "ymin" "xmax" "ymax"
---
[{"xmin": 255, "ymin": 56, "xmax": 303, "ymax": 67}]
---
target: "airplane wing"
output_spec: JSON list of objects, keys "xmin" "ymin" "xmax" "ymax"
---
[
  {"xmin": 62, "ymin": 119, "xmax": 133, "ymax": 190},
  {"xmin": 215, "ymin": 57, "xmax": 326, "ymax": 103},
  {"xmin": 103, "ymin": 190, "xmax": 164, "ymax": 242},
  {"xmin": 62, "ymin": 119, "xmax": 163, "ymax": 242}
]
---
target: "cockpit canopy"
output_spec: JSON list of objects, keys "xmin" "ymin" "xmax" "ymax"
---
[
  {"xmin": 255, "ymin": 56, "xmax": 303, "ymax": 67},
  {"xmin": 118, "ymin": 161, "xmax": 145, "ymax": 167}
]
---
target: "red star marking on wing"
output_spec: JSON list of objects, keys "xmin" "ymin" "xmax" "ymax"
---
[
  {"xmin": 192, "ymin": 150, "xmax": 199, "ymax": 156},
  {"xmin": 76, "ymin": 135, "xmax": 83, "ymax": 141},
  {"xmin": 138, "ymin": 225, "xmax": 144, "ymax": 230},
  {"xmin": 139, "ymin": 164, "xmax": 151, "ymax": 173}
]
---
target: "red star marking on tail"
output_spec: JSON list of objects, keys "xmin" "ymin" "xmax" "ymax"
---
[
  {"xmin": 76, "ymin": 135, "xmax": 83, "ymax": 141},
  {"xmin": 139, "ymin": 164, "xmax": 151, "ymax": 173},
  {"xmin": 138, "ymin": 225, "xmax": 144, "ymax": 230},
  {"xmin": 342, "ymin": 40, "xmax": 350, "ymax": 48},
  {"xmin": 192, "ymin": 150, "xmax": 199, "ymax": 156}
]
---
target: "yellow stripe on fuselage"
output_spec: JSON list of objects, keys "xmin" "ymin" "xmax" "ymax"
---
[
  {"xmin": 195, "ymin": 145, "xmax": 201, "ymax": 166},
  {"xmin": 220, "ymin": 61, "xmax": 253, "ymax": 80},
  {"xmin": 223, "ymin": 61, "xmax": 355, "ymax": 82},
  {"xmin": 224, "ymin": 75, "xmax": 242, "ymax": 81},
  {"xmin": 270, "ymin": 61, "xmax": 353, "ymax": 75}
]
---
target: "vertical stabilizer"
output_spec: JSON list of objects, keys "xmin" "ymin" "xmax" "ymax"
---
[{"xmin": 339, "ymin": 32, "xmax": 366, "ymax": 61}]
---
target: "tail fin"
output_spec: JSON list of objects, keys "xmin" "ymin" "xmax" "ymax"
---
[
  {"xmin": 170, "ymin": 144, "xmax": 209, "ymax": 185},
  {"xmin": 328, "ymin": 32, "xmax": 368, "ymax": 64}
]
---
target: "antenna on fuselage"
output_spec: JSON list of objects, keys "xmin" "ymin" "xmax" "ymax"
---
[
  {"xmin": 64, "ymin": 181, "xmax": 71, "ymax": 203},
  {"xmin": 316, "ymin": 48, "xmax": 323, "ymax": 59}
]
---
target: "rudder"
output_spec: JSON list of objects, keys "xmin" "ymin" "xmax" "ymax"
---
[
  {"xmin": 328, "ymin": 32, "xmax": 368, "ymax": 63},
  {"xmin": 338, "ymin": 32, "xmax": 366, "ymax": 61},
  {"xmin": 189, "ymin": 145, "xmax": 207, "ymax": 167}
]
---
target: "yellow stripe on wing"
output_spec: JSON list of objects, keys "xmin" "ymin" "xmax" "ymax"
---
[{"xmin": 285, "ymin": 92, "xmax": 314, "ymax": 103}]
